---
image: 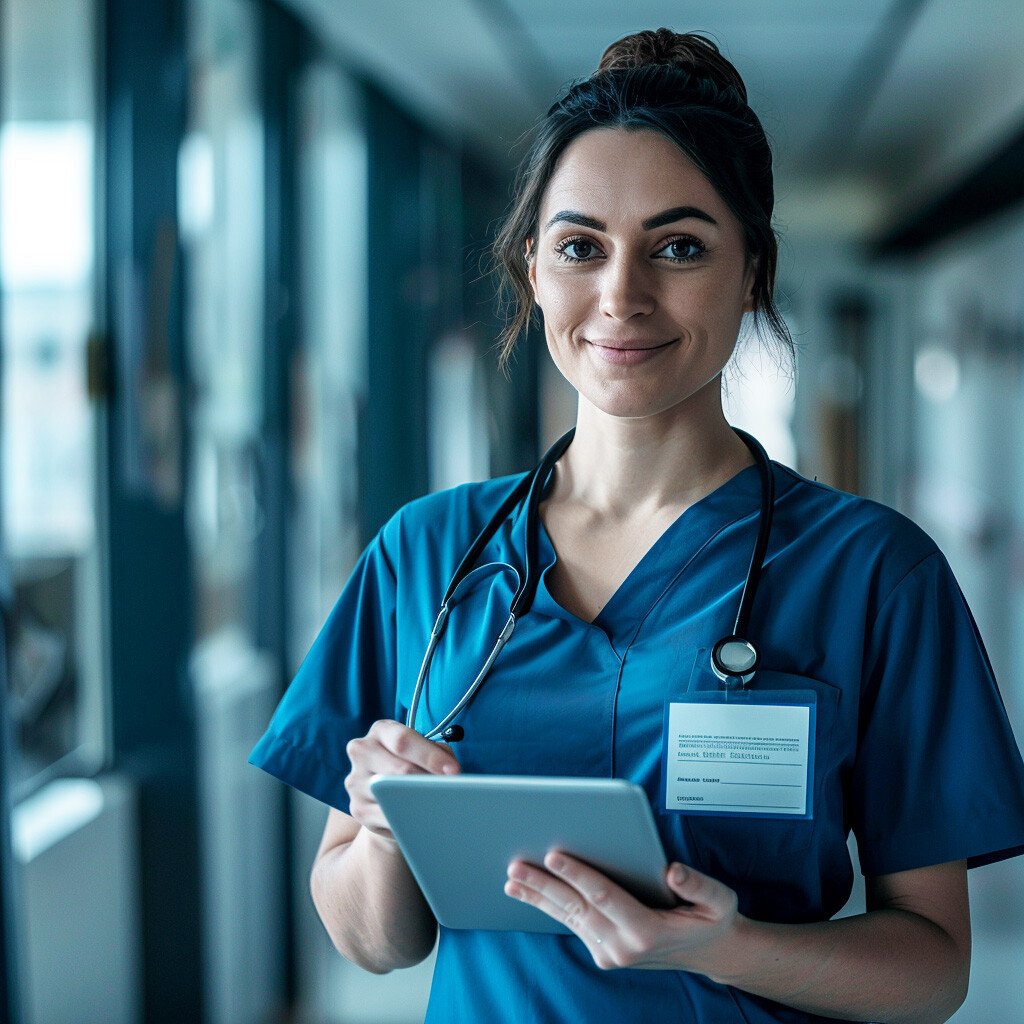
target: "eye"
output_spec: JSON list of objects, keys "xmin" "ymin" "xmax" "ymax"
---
[
  {"xmin": 552, "ymin": 234, "xmax": 707, "ymax": 265},
  {"xmin": 553, "ymin": 236, "xmax": 598, "ymax": 263},
  {"xmin": 657, "ymin": 237, "xmax": 705, "ymax": 263}
]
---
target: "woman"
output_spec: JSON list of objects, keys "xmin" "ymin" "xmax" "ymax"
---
[{"xmin": 249, "ymin": 28, "xmax": 1024, "ymax": 1023}]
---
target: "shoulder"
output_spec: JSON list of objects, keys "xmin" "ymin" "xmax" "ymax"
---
[
  {"xmin": 770, "ymin": 463, "xmax": 942, "ymax": 604},
  {"xmin": 378, "ymin": 471, "xmax": 530, "ymax": 570}
]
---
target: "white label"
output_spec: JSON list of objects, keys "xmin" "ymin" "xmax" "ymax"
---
[{"xmin": 665, "ymin": 701, "xmax": 812, "ymax": 817}]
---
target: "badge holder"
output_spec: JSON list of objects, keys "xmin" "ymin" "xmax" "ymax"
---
[{"xmin": 661, "ymin": 658, "xmax": 817, "ymax": 820}]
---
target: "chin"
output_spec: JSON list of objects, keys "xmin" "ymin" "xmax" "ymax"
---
[{"xmin": 580, "ymin": 383, "xmax": 688, "ymax": 421}]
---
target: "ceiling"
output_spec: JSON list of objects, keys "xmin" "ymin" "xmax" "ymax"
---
[{"xmin": 276, "ymin": 0, "xmax": 1024, "ymax": 240}]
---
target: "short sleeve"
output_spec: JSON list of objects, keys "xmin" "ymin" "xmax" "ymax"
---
[
  {"xmin": 247, "ymin": 526, "xmax": 399, "ymax": 813},
  {"xmin": 848, "ymin": 550, "xmax": 1024, "ymax": 875}
]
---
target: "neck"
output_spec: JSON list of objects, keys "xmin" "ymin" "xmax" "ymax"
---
[{"xmin": 548, "ymin": 379, "xmax": 755, "ymax": 520}]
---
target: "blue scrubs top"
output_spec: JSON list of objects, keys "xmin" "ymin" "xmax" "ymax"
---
[{"xmin": 249, "ymin": 459, "xmax": 1024, "ymax": 1024}]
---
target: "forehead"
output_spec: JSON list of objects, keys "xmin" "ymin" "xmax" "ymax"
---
[{"xmin": 539, "ymin": 127, "xmax": 725, "ymax": 224}]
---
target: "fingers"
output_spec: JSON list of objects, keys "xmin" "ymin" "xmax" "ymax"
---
[
  {"xmin": 505, "ymin": 860, "xmax": 608, "ymax": 953},
  {"xmin": 505, "ymin": 855, "xmax": 742, "ymax": 973},
  {"xmin": 505, "ymin": 852, "xmax": 646, "ymax": 950},
  {"xmin": 539, "ymin": 852, "xmax": 641, "ymax": 929},
  {"xmin": 344, "ymin": 793, "xmax": 395, "ymax": 841},
  {"xmin": 347, "ymin": 720, "xmax": 460, "ymax": 777},
  {"xmin": 344, "ymin": 719, "xmax": 461, "ymax": 838},
  {"xmin": 665, "ymin": 862, "xmax": 737, "ymax": 919}
]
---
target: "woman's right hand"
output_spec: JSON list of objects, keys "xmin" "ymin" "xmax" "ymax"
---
[{"xmin": 344, "ymin": 719, "xmax": 461, "ymax": 843}]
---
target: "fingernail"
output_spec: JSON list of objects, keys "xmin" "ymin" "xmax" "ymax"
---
[
  {"xmin": 442, "ymin": 764, "xmax": 458, "ymax": 774},
  {"xmin": 546, "ymin": 853, "xmax": 564, "ymax": 871},
  {"xmin": 671, "ymin": 864, "xmax": 686, "ymax": 884}
]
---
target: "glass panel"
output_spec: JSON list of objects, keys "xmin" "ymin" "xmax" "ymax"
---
[
  {"xmin": 428, "ymin": 332, "xmax": 489, "ymax": 493},
  {"xmin": 182, "ymin": 0, "xmax": 264, "ymax": 644},
  {"xmin": 0, "ymin": 0, "xmax": 106, "ymax": 795},
  {"xmin": 290, "ymin": 60, "xmax": 368, "ymax": 670}
]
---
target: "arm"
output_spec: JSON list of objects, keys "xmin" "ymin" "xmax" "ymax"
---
[
  {"xmin": 310, "ymin": 809, "xmax": 437, "ymax": 974},
  {"xmin": 698, "ymin": 859, "xmax": 970, "ymax": 1023},
  {"xmin": 506, "ymin": 855, "xmax": 970, "ymax": 1024},
  {"xmin": 309, "ymin": 720, "xmax": 460, "ymax": 974}
]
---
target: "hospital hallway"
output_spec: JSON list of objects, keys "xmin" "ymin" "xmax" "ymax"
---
[{"xmin": 2, "ymin": 1, "xmax": 1024, "ymax": 1021}]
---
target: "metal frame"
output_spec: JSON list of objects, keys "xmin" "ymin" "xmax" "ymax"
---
[
  {"xmin": 103, "ymin": 1, "xmax": 200, "ymax": 1019},
  {"xmin": 0, "ymin": 578, "xmax": 23, "ymax": 1024},
  {"xmin": 0, "ymin": 4, "xmax": 26, "ymax": 1015},
  {"xmin": 256, "ymin": 0, "xmax": 310, "ymax": 1006}
]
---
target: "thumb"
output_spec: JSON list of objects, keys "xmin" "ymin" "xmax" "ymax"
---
[
  {"xmin": 435, "ymin": 741, "xmax": 461, "ymax": 771},
  {"xmin": 666, "ymin": 862, "xmax": 733, "ymax": 914}
]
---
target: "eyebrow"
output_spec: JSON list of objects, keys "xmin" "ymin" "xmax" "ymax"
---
[{"xmin": 543, "ymin": 205, "xmax": 719, "ymax": 233}]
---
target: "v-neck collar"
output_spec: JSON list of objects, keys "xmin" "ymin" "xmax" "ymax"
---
[{"xmin": 507, "ymin": 460, "xmax": 773, "ymax": 652}]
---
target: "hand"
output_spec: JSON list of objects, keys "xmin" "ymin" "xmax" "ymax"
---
[
  {"xmin": 505, "ymin": 851, "xmax": 741, "ymax": 974},
  {"xmin": 344, "ymin": 719, "xmax": 460, "ymax": 844}
]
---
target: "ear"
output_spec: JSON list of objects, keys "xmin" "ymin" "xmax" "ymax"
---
[{"xmin": 525, "ymin": 237, "xmax": 537, "ymax": 299}]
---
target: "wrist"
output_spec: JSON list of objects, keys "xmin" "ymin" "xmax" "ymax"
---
[{"xmin": 688, "ymin": 913, "xmax": 758, "ymax": 985}]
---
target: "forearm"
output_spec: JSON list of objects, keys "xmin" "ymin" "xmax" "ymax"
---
[
  {"xmin": 310, "ymin": 826, "xmax": 437, "ymax": 973},
  {"xmin": 696, "ymin": 908, "xmax": 969, "ymax": 1024}
]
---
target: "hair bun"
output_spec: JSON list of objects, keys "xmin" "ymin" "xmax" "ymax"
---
[{"xmin": 595, "ymin": 28, "xmax": 747, "ymax": 104}]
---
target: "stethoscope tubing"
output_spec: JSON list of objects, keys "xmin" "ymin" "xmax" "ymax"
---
[
  {"xmin": 406, "ymin": 427, "xmax": 774, "ymax": 738},
  {"xmin": 407, "ymin": 433, "xmax": 573, "ymax": 739},
  {"xmin": 732, "ymin": 430, "xmax": 775, "ymax": 640}
]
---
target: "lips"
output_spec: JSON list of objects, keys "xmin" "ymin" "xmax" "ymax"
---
[
  {"xmin": 586, "ymin": 338, "xmax": 677, "ymax": 351},
  {"xmin": 585, "ymin": 337, "xmax": 678, "ymax": 367}
]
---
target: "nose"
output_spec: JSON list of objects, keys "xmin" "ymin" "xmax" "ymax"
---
[{"xmin": 599, "ymin": 254, "xmax": 657, "ymax": 320}]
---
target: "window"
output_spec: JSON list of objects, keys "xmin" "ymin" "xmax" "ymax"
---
[{"xmin": 0, "ymin": 0, "xmax": 107, "ymax": 797}]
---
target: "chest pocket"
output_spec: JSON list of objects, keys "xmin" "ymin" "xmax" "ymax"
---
[{"xmin": 677, "ymin": 648, "xmax": 842, "ymax": 887}]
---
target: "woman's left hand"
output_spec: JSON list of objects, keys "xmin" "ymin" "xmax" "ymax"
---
[{"xmin": 505, "ymin": 851, "xmax": 742, "ymax": 973}]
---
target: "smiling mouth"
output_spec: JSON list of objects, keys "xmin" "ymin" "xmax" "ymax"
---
[{"xmin": 587, "ymin": 338, "xmax": 678, "ymax": 351}]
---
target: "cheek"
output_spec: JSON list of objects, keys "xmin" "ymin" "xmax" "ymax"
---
[
  {"xmin": 676, "ymin": 279, "xmax": 747, "ymax": 335},
  {"xmin": 538, "ymin": 286, "xmax": 589, "ymax": 354},
  {"xmin": 539, "ymin": 279, "xmax": 588, "ymax": 325},
  {"xmin": 543, "ymin": 323, "xmax": 577, "ymax": 389},
  {"xmin": 536, "ymin": 262, "xmax": 602, "ymax": 312}
]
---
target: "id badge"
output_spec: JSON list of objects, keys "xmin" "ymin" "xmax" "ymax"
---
[{"xmin": 661, "ymin": 690, "xmax": 817, "ymax": 819}]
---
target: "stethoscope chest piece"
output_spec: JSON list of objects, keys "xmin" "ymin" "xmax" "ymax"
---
[{"xmin": 711, "ymin": 635, "xmax": 759, "ymax": 688}]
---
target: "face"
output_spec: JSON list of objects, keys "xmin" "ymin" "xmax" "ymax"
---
[{"xmin": 527, "ymin": 127, "xmax": 756, "ymax": 422}]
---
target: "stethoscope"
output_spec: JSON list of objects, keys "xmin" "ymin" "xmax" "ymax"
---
[{"xmin": 406, "ymin": 426, "xmax": 776, "ymax": 742}]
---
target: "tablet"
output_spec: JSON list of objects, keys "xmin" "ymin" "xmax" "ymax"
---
[{"xmin": 369, "ymin": 774, "xmax": 675, "ymax": 933}]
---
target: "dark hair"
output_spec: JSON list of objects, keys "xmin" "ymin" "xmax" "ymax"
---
[{"xmin": 487, "ymin": 28, "xmax": 792, "ymax": 376}]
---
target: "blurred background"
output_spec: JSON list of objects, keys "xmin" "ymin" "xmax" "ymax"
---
[{"xmin": 1, "ymin": 0, "xmax": 1023, "ymax": 1021}]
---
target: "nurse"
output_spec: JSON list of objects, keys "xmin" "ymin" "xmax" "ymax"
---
[{"xmin": 249, "ymin": 27, "xmax": 1024, "ymax": 1024}]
